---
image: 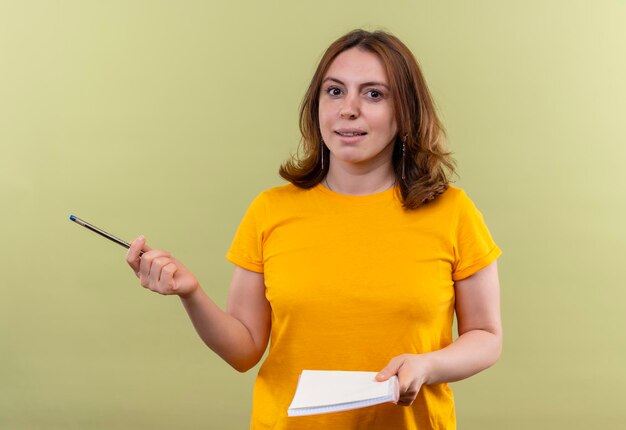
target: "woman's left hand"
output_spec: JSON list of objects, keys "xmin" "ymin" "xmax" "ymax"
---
[{"xmin": 376, "ymin": 354, "xmax": 431, "ymax": 406}]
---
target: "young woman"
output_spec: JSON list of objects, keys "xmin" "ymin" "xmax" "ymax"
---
[{"xmin": 126, "ymin": 29, "xmax": 502, "ymax": 430}]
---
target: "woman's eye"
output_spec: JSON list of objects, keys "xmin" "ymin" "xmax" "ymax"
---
[
  {"xmin": 368, "ymin": 90, "xmax": 382, "ymax": 99},
  {"xmin": 327, "ymin": 87, "xmax": 342, "ymax": 96}
]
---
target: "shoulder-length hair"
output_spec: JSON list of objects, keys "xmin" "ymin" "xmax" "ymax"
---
[{"xmin": 279, "ymin": 29, "xmax": 456, "ymax": 209}]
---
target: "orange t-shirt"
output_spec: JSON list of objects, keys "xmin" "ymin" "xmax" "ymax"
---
[{"xmin": 226, "ymin": 183, "xmax": 501, "ymax": 430}]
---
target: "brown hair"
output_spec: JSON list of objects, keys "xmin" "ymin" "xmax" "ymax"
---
[{"xmin": 279, "ymin": 29, "xmax": 456, "ymax": 209}]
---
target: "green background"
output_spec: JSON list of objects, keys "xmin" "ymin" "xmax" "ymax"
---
[{"xmin": 1, "ymin": 1, "xmax": 625, "ymax": 428}]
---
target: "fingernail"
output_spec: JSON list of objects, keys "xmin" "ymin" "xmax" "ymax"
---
[{"xmin": 138, "ymin": 235, "xmax": 145, "ymax": 242}]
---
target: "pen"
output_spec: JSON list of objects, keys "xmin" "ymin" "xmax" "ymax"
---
[{"xmin": 69, "ymin": 215, "xmax": 144, "ymax": 256}]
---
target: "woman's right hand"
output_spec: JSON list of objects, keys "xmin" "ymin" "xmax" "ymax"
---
[{"xmin": 126, "ymin": 235, "xmax": 200, "ymax": 298}]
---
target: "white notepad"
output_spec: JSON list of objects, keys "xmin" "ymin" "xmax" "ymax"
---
[{"xmin": 287, "ymin": 370, "xmax": 400, "ymax": 417}]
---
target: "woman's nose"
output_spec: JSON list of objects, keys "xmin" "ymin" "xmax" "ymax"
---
[{"xmin": 339, "ymin": 94, "xmax": 359, "ymax": 119}]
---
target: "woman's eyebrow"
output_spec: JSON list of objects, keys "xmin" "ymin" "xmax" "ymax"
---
[{"xmin": 322, "ymin": 77, "xmax": 390, "ymax": 89}]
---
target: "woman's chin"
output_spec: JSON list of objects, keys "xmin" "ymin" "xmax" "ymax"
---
[{"xmin": 329, "ymin": 150, "xmax": 389, "ymax": 168}]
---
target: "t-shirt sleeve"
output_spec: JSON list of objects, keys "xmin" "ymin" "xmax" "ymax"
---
[
  {"xmin": 225, "ymin": 193, "xmax": 266, "ymax": 273},
  {"xmin": 451, "ymin": 190, "xmax": 502, "ymax": 281}
]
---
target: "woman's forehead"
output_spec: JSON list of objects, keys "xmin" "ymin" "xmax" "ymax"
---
[{"xmin": 324, "ymin": 48, "xmax": 389, "ymax": 85}]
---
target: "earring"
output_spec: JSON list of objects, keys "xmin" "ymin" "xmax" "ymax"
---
[
  {"xmin": 401, "ymin": 139, "xmax": 406, "ymax": 180},
  {"xmin": 320, "ymin": 140, "xmax": 325, "ymax": 170}
]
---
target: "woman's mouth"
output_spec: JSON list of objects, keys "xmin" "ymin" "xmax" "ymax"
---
[{"xmin": 335, "ymin": 130, "xmax": 367, "ymax": 137}]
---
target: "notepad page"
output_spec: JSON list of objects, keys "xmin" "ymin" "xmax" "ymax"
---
[
  {"xmin": 288, "ymin": 370, "xmax": 398, "ymax": 409},
  {"xmin": 288, "ymin": 395, "xmax": 395, "ymax": 416}
]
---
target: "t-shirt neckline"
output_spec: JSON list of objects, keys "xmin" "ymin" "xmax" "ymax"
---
[{"xmin": 314, "ymin": 182, "xmax": 399, "ymax": 205}]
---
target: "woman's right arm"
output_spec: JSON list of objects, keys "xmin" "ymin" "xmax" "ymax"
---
[
  {"xmin": 180, "ymin": 266, "xmax": 270, "ymax": 372},
  {"xmin": 126, "ymin": 236, "xmax": 271, "ymax": 372}
]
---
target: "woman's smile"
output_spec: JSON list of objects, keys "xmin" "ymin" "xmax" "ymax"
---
[{"xmin": 334, "ymin": 128, "xmax": 368, "ymax": 143}]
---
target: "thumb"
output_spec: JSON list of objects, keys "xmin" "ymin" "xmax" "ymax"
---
[
  {"xmin": 127, "ymin": 236, "xmax": 152, "ymax": 264},
  {"xmin": 135, "ymin": 235, "xmax": 152, "ymax": 254},
  {"xmin": 140, "ymin": 240, "xmax": 152, "ymax": 254},
  {"xmin": 376, "ymin": 356, "xmax": 404, "ymax": 381}
]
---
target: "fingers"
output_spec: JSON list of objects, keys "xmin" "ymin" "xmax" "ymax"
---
[
  {"xmin": 147, "ymin": 255, "xmax": 169, "ymax": 285},
  {"xmin": 159, "ymin": 262, "xmax": 178, "ymax": 292},
  {"xmin": 377, "ymin": 354, "xmax": 424, "ymax": 407},
  {"xmin": 125, "ymin": 236, "xmax": 180, "ymax": 294},
  {"xmin": 396, "ymin": 364, "xmax": 421, "ymax": 406},
  {"xmin": 126, "ymin": 235, "xmax": 152, "ymax": 274},
  {"xmin": 138, "ymin": 252, "xmax": 172, "ymax": 292}
]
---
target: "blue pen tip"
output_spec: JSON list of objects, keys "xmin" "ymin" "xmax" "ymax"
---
[{"xmin": 70, "ymin": 215, "xmax": 76, "ymax": 221}]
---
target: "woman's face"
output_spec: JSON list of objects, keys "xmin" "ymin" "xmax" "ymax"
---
[{"xmin": 318, "ymin": 48, "xmax": 398, "ymax": 171}]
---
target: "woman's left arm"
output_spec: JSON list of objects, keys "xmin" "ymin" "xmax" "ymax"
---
[{"xmin": 376, "ymin": 260, "xmax": 502, "ymax": 406}]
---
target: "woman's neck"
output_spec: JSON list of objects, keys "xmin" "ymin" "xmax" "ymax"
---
[{"xmin": 324, "ymin": 160, "xmax": 396, "ymax": 196}]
